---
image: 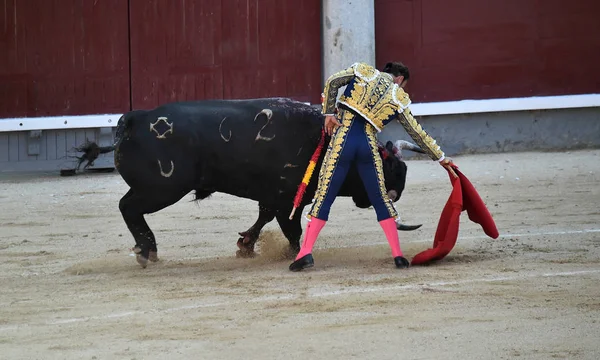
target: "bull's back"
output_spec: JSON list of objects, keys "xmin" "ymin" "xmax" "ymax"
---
[
  {"xmin": 115, "ymin": 98, "xmax": 324, "ymax": 201},
  {"xmin": 181, "ymin": 98, "xmax": 324, "ymax": 200}
]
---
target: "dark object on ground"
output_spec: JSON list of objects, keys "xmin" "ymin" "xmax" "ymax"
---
[{"xmin": 60, "ymin": 169, "xmax": 77, "ymax": 177}]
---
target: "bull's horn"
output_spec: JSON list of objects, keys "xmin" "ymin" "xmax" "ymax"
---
[
  {"xmin": 397, "ymin": 223, "xmax": 423, "ymax": 231},
  {"xmin": 394, "ymin": 140, "xmax": 425, "ymax": 154}
]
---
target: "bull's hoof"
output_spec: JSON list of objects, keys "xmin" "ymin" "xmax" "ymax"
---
[
  {"xmin": 289, "ymin": 254, "xmax": 314, "ymax": 272},
  {"xmin": 132, "ymin": 246, "xmax": 150, "ymax": 268},
  {"xmin": 148, "ymin": 251, "xmax": 159, "ymax": 262},
  {"xmin": 236, "ymin": 237, "xmax": 257, "ymax": 258},
  {"xmin": 394, "ymin": 256, "xmax": 410, "ymax": 269},
  {"xmin": 136, "ymin": 254, "xmax": 149, "ymax": 268}
]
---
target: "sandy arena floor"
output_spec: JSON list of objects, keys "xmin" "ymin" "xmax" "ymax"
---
[{"xmin": 0, "ymin": 149, "xmax": 599, "ymax": 360}]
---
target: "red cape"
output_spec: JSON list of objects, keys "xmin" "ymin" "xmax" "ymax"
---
[{"xmin": 411, "ymin": 165, "xmax": 499, "ymax": 265}]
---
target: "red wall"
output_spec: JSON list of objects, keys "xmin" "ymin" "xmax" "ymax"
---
[
  {"xmin": 129, "ymin": 0, "xmax": 321, "ymax": 110},
  {"xmin": 4, "ymin": 0, "xmax": 598, "ymax": 118},
  {"xmin": 0, "ymin": 0, "xmax": 130, "ymax": 118},
  {"xmin": 375, "ymin": 0, "xmax": 600, "ymax": 103},
  {"xmin": 0, "ymin": 0, "xmax": 322, "ymax": 118}
]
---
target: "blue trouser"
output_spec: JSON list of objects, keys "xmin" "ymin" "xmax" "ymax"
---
[{"xmin": 308, "ymin": 108, "xmax": 398, "ymax": 221}]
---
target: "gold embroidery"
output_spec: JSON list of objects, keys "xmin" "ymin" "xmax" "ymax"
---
[
  {"xmin": 393, "ymin": 86, "xmax": 411, "ymax": 109},
  {"xmin": 308, "ymin": 110, "xmax": 354, "ymax": 219},
  {"xmin": 320, "ymin": 61, "xmax": 445, "ymax": 168},
  {"xmin": 339, "ymin": 65, "xmax": 400, "ymax": 132},
  {"xmin": 396, "ymin": 108, "xmax": 444, "ymax": 161},
  {"xmin": 364, "ymin": 122, "xmax": 398, "ymax": 219},
  {"xmin": 322, "ymin": 66, "xmax": 355, "ymax": 115},
  {"xmin": 353, "ymin": 62, "xmax": 379, "ymax": 81}
]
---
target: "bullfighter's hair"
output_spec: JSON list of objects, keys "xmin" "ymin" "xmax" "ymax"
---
[{"xmin": 382, "ymin": 61, "xmax": 410, "ymax": 80}]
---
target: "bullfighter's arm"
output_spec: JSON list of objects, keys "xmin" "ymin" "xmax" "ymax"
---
[
  {"xmin": 321, "ymin": 66, "xmax": 355, "ymax": 116},
  {"xmin": 396, "ymin": 108, "xmax": 446, "ymax": 162}
]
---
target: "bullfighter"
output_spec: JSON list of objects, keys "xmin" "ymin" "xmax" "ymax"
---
[{"xmin": 290, "ymin": 61, "xmax": 456, "ymax": 271}]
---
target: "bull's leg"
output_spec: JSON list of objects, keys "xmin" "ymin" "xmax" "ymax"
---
[
  {"xmin": 119, "ymin": 188, "xmax": 189, "ymax": 268},
  {"xmin": 237, "ymin": 203, "xmax": 276, "ymax": 258},
  {"xmin": 275, "ymin": 208, "xmax": 304, "ymax": 259}
]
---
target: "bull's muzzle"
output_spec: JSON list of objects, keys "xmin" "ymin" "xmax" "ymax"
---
[{"xmin": 387, "ymin": 190, "xmax": 398, "ymax": 202}]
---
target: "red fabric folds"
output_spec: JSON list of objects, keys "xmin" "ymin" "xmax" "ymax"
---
[{"xmin": 411, "ymin": 165, "xmax": 499, "ymax": 265}]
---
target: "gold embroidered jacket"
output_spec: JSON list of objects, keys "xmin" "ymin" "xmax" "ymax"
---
[{"xmin": 321, "ymin": 62, "xmax": 445, "ymax": 161}]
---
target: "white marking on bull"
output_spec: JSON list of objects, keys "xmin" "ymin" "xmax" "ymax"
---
[
  {"xmin": 219, "ymin": 117, "xmax": 231, "ymax": 142},
  {"xmin": 150, "ymin": 117, "xmax": 174, "ymax": 139},
  {"xmin": 157, "ymin": 159, "xmax": 174, "ymax": 178},
  {"xmin": 254, "ymin": 109, "xmax": 275, "ymax": 142}
]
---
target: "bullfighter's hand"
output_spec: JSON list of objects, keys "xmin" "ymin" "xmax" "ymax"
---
[
  {"xmin": 440, "ymin": 157, "xmax": 458, "ymax": 178},
  {"xmin": 324, "ymin": 115, "xmax": 342, "ymax": 136}
]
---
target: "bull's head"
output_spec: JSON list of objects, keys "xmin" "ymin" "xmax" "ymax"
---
[
  {"xmin": 343, "ymin": 137, "xmax": 425, "ymax": 230},
  {"xmin": 377, "ymin": 140, "xmax": 426, "ymax": 231},
  {"xmin": 377, "ymin": 140, "xmax": 417, "ymax": 201}
]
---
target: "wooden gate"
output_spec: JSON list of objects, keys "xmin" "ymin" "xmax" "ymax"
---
[
  {"xmin": 128, "ymin": 0, "xmax": 322, "ymax": 110},
  {"xmin": 0, "ymin": 0, "xmax": 322, "ymax": 118},
  {"xmin": 0, "ymin": 0, "xmax": 130, "ymax": 118},
  {"xmin": 375, "ymin": 0, "xmax": 600, "ymax": 102}
]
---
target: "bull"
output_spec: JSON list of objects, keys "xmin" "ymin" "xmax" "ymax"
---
[{"xmin": 87, "ymin": 98, "xmax": 424, "ymax": 267}]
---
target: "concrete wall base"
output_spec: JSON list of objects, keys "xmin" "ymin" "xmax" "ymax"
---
[
  {"xmin": 0, "ymin": 128, "xmax": 116, "ymax": 174},
  {"xmin": 2, "ymin": 107, "xmax": 598, "ymax": 173},
  {"xmin": 378, "ymin": 107, "xmax": 600, "ymax": 159}
]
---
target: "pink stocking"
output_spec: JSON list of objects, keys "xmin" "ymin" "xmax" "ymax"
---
[
  {"xmin": 295, "ymin": 218, "xmax": 326, "ymax": 260},
  {"xmin": 379, "ymin": 218, "xmax": 403, "ymax": 258}
]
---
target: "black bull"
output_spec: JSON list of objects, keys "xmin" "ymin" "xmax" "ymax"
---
[{"xmin": 101, "ymin": 97, "xmax": 424, "ymax": 267}]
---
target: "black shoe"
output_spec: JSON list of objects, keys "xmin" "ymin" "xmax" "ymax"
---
[
  {"xmin": 394, "ymin": 256, "xmax": 410, "ymax": 269},
  {"xmin": 289, "ymin": 254, "xmax": 314, "ymax": 272}
]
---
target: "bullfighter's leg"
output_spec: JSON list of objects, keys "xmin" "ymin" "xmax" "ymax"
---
[
  {"xmin": 290, "ymin": 110, "xmax": 356, "ymax": 271},
  {"xmin": 236, "ymin": 203, "xmax": 276, "ymax": 258},
  {"xmin": 119, "ymin": 188, "xmax": 189, "ymax": 268},
  {"xmin": 306, "ymin": 110, "xmax": 356, "ymax": 222},
  {"xmin": 359, "ymin": 123, "xmax": 399, "ymax": 222},
  {"xmin": 357, "ymin": 123, "xmax": 409, "ymax": 269}
]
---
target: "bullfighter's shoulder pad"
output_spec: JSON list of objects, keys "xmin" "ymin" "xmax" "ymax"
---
[
  {"xmin": 393, "ymin": 86, "xmax": 412, "ymax": 111},
  {"xmin": 352, "ymin": 62, "xmax": 379, "ymax": 82}
]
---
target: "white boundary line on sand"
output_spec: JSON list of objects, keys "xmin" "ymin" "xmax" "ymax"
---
[
  {"xmin": 0, "ymin": 227, "xmax": 598, "ymax": 332},
  {"xmin": 174, "ymin": 228, "xmax": 600, "ymax": 260},
  {"xmin": 1, "ymin": 268, "xmax": 598, "ymax": 331},
  {"xmin": 328, "ymin": 228, "xmax": 600, "ymax": 251},
  {"xmin": 366, "ymin": 228, "xmax": 600, "ymax": 248}
]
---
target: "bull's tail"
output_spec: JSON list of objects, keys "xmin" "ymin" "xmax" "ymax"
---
[
  {"xmin": 73, "ymin": 141, "xmax": 117, "ymax": 170},
  {"xmin": 72, "ymin": 112, "xmax": 133, "ymax": 170}
]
